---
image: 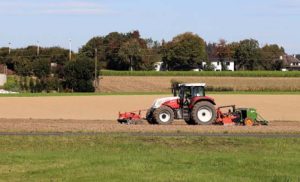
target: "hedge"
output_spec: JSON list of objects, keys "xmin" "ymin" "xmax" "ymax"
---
[{"xmin": 101, "ymin": 70, "xmax": 300, "ymax": 77}]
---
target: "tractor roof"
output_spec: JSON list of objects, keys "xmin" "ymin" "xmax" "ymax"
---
[{"xmin": 179, "ymin": 83, "xmax": 206, "ymax": 87}]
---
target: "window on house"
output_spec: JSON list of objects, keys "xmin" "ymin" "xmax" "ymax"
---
[
  {"xmin": 217, "ymin": 62, "xmax": 220, "ymax": 66},
  {"xmin": 226, "ymin": 62, "xmax": 230, "ymax": 66}
]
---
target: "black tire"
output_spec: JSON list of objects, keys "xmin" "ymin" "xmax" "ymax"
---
[
  {"xmin": 153, "ymin": 106, "xmax": 174, "ymax": 125},
  {"xmin": 184, "ymin": 119, "xmax": 196, "ymax": 125},
  {"xmin": 191, "ymin": 101, "xmax": 216, "ymax": 125},
  {"xmin": 146, "ymin": 109, "xmax": 155, "ymax": 124}
]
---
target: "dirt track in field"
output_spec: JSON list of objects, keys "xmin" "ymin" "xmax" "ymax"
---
[
  {"xmin": 0, "ymin": 119, "xmax": 299, "ymax": 134},
  {"xmin": 0, "ymin": 95, "xmax": 299, "ymax": 121}
]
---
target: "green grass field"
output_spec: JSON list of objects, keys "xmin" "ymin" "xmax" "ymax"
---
[
  {"xmin": 101, "ymin": 70, "xmax": 300, "ymax": 77},
  {"xmin": 0, "ymin": 134, "xmax": 299, "ymax": 181}
]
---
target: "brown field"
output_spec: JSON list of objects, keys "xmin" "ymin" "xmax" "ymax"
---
[
  {"xmin": 0, "ymin": 119, "xmax": 299, "ymax": 134},
  {"xmin": 0, "ymin": 95, "xmax": 299, "ymax": 121},
  {"xmin": 0, "ymin": 95, "xmax": 299, "ymax": 133},
  {"xmin": 99, "ymin": 76, "xmax": 300, "ymax": 92}
]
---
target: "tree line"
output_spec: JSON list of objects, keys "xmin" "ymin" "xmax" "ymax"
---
[
  {"xmin": 0, "ymin": 30, "xmax": 291, "ymax": 92},
  {"xmin": 79, "ymin": 31, "xmax": 288, "ymax": 71},
  {"xmin": 0, "ymin": 46, "xmax": 97, "ymax": 92}
]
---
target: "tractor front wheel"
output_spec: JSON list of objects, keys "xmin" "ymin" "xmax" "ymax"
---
[
  {"xmin": 191, "ymin": 101, "xmax": 216, "ymax": 125},
  {"xmin": 146, "ymin": 109, "xmax": 155, "ymax": 124},
  {"xmin": 153, "ymin": 106, "xmax": 174, "ymax": 125}
]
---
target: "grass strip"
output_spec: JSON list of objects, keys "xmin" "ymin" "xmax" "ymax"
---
[{"xmin": 0, "ymin": 134, "xmax": 299, "ymax": 181}]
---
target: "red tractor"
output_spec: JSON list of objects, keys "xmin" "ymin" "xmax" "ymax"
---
[
  {"xmin": 118, "ymin": 83, "xmax": 268, "ymax": 126},
  {"xmin": 146, "ymin": 83, "xmax": 216, "ymax": 125}
]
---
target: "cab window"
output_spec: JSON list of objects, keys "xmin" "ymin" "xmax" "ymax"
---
[{"xmin": 192, "ymin": 86, "xmax": 204, "ymax": 97}]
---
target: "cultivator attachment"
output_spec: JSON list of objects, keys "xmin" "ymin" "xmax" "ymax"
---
[{"xmin": 118, "ymin": 111, "xmax": 144, "ymax": 125}]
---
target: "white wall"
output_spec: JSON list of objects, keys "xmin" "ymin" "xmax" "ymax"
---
[
  {"xmin": 202, "ymin": 61, "xmax": 222, "ymax": 71},
  {"xmin": 154, "ymin": 62, "xmax": 163, "ymax": 71},
  {"xmin": 202, "ymin": 61, "xmax": 235, "ymax": 71},
  {"xmin": 212, "ymin": 62, "xmax": 222, "ymax": 71},
  {"xmin": 225, "ymin": 61, "xmax": 235, "ymax": 71},
  {"xmin": 291, "ymin": 62, "xmax": 300, "ymax": 66},
  {"xmin": 0, "ymin": 74, "xmax": 7, "ymax": 86}
]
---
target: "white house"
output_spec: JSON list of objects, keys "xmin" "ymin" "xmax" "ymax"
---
[
  {"xmin": 154, "ymin": 62, "xmax": 164, "ymax": 71},
  {"xmin": 202, "ymin": 60, "xmax": 235, "ymax": 71},
  {"xmin": 153, "ymin": 60, "xmax": 235, "ymax": 72},
  {"xmin": 282, "ymin": 55, "xmax": 300, "ymax": 71},
  {"xmin": 224, "ymin": 61, "xmax": 235, "ymax": 71}
]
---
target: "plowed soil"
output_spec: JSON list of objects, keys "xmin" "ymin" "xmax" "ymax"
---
[
  {"xmin": 0, "ymin": 95, "xmax": 299, "ymax": 133},
  {"xmin": 0, "ymin": 119, "xmax": 299, "ymax": 134},
  {"xmin": 0, "ymin": 95, "xmax": 299, "ymax": 121}
]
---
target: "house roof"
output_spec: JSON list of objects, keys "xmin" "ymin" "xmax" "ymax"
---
[{"xmin": 284, "ymin": 55, "xmax": 300, "ymax": 64}]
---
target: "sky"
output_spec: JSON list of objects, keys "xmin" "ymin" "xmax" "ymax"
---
[{"xmin": 0, "ymin": 0, "xmax": 299, "ymax": 54}]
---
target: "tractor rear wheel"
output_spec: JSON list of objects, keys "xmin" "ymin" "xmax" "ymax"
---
[
  {"xmin": 184, "ymin": 119, "xmax": 196, "ymax": 125},
  {"xmin": 191, "ymin": 101, "xmax": 216, "ymax": 125},
  {"xmin": 153, "ymin": 106, "xmax": 174, "ymax": 125}
]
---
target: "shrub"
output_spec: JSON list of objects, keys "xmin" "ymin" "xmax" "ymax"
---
[{"xmin": 3, "ymin": 76, "xmax": 20, "ymax": 92}]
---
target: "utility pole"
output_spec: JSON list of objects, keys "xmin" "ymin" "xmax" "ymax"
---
[
  {"xmin": 69, "ymin": 39, "xmax": 72, "ymax": 61},
  {"xmin": 94, "ymin": 48, "xmax": 98, "ymax": 89},
  {"xmin": 8, "ymin": 42, "xmax": 11, "ymax": 55},
  {"xmin": 37, "ymin": 41, "xmax": 40, "ymax": 56}
]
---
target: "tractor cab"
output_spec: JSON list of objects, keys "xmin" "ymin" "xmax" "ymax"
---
[{"xmin": 173, "ymin": 83, "xmax": 206, "ymax": 105}]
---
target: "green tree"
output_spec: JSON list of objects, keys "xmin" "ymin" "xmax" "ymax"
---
[
  {"xmin": 206, "ymin": 43, "xmax": 218, "ymax": 61},
  {"xmin": 216, "ymin": 39, "xmax": 232, "ymax": 61},
  {"xmin": 79, "ymin": 30, "xmax": 159, "ymax": 71},
  {"xmin": 15, "ymin": 58, "xmax": 33, "ymax": 76},
  {"xmin": 29, "ymin": 78, "xmax": 35, "ymax": 93},
  {"xmin": 260, "ymin": 44, "xmax": 285, "ymax": 70},
  {"xmin": 79, "ymin": 37, "xmax": 107, "ymax": 68},
  {"xmin": 35, "ymin": 79, "xmax": 42, "ymax": 92},
  {"xmin": 233, "ymin": 39, "xmax": 260, "ymax": 70},
  {"xmin": 32, "ymin": 58, "xmax": 51, "ymax": 78},
  {"xmin": 63, "ymin": 56, "xmax": 95, "ymax": 92},
  {"xmin": 104, "ymin": 32, "xmax": 129, "ymax": 70},
  {"xmin": 162, "ymin": 32, "xmax": 207, "ymax": 70},
  {"xmin": 118, "ymin": 39, "xmax": 144, "ymax": 70}
]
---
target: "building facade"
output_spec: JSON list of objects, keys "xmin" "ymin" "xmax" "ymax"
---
[{"xmin": 202, "ymin": 60, "xmax": 235, "ymax": 71}]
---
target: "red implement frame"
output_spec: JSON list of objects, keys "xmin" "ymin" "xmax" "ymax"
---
[
  {"xmin": 215, "ymin": 105, "xmax": 238, "ymax": 126},
  {"xmin": 118, "ymin": 110, "xmax": 146, "ymax": 124}
]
